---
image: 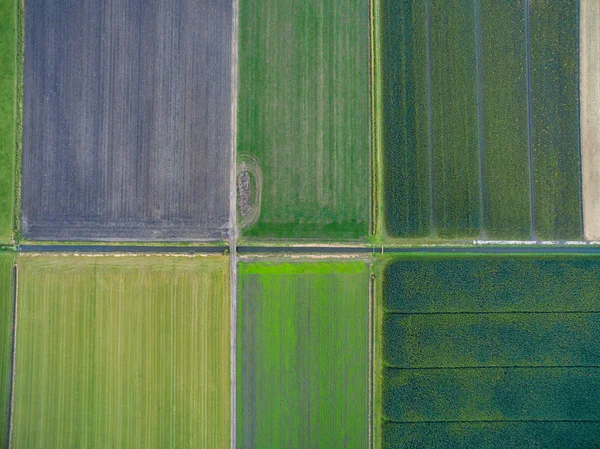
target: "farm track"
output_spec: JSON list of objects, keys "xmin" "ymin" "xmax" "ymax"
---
[{"xmin": 525, "ymin": 0, "xmax": 536, "ymax": 240}]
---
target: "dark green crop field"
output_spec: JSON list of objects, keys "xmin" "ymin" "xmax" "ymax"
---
[
  {"xmin": 530, "ymin": 0, "xmax": 582, "ymax": 240},
  {"xmin": 0, "ymin": 0, "xmax": 16, "ymax": 243},
  {"xmin": 237, "ymin": 0, "xmax": 370, "ymax": 241},
  {"xmin": 480, "ymin": 0, "xmax": 530, "ymax": 239},
  {"xmin": 378, "ymin": 0, "xmax": 583, "ymax": 242},
  {"xmin": 0, "ymin": 253, "xmax": 14, "ymax": 448},
  {"xmin": 430, "ymin": 0, "xmax": 480, "ymax": 238},
  {"xmin": 381, "ymin": 256, "xmax": 600, "ymax": 448},
  {"xmin": 380, "ymin": 0, "xmax": 430, "ymax": 238},
  {"xmin": 383, "ymin": 421, "xmax": 600, "ymax": 449},
  {"xmin": 238, "ymin": 261, "xmax": 369, "ymax": 448}
]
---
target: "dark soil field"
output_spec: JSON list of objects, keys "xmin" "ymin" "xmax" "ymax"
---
[
  {"xmin": 381, "ymin": 255, "xmax": 600, "ymax": 448},
  {"xmin": 22, "ymin": 0, "xmax": 232, "ymax": 241}
]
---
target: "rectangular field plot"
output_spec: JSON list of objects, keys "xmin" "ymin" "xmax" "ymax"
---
[
  {"xmin": 238, "ymin": 261, "xmax": 369, "ymax": 448},
  {"xmin": 22, "ymin": 0, "xmax": 232, "ymax": 241},
  {"xmin": 12, "ymin": 255, "xmax": 230, "ymax": 449},
  {"xmin": 380, "ymin": 256, "xmax": 600, "ymax": 448},
  {"xmin": 530, "ymin": 0, "xmax": 582, "ymax": 240},
  {"xmin": 237, "ymin": 0, "xmax": 371, "ymax": 240},
  {"xmin": 0, "ymin": 253, "xmax": 14, "ymax": 447},
  {"xmin": 0, "ymin": 0, "xmax": 17, "ymax": 242},
  {"xmin": 379, "ymin": 0, "xmax": 582, "ymax": 241}
]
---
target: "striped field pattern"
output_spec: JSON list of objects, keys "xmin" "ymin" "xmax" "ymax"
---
[{"xmin": 11, "ymin": 255, "xmax": 230, "ymax": 449}]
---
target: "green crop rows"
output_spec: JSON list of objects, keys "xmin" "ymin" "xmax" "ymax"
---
[
  {"xmin": 11, "ymin": 255, "xmax": 230, "ymax": 449},
  {"xmin": 379, "ymin": 0, "xmax": 583, "ymax": 241},
  {"xmin": 0, "ymin": 0, "xmax": 17, "ymax": 243},
  {"xmin": 380, "ymin": 256, "xmax": 600, "ymax": 448},
  {"xmin": 237, "ymin": 0, "xmax": 371, "ymax": 241},
  {"xmin": 480, "ymin": 0, "xmax": 530, "ymax": 239},
  {"xmin": 380, "ymin": 0, "xmax": 430, "ymax": 238},
  {"xmin": 237, "ymin": 261, "xmax": 369, "ymax": 448},
  {"xmin": 530, "ymin": 0, "xmax": 582, "ymax": 240}
]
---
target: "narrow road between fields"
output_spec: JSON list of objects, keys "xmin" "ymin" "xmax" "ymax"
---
[
  {"xmin": 426, "ymin": 0, "xmax": 435, "ymax": 235},
  {"xmin": 7, "ymin": 265, "xmax": 18, "ymax": 449},
  {"xmin": 474, "ymin": 0, "xmax": 486, "ymax": 238}
]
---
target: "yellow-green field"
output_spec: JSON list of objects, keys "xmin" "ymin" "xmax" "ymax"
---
[{"xmin": 11, "ymin": 255, "xmax": 230, "ymax": 449}]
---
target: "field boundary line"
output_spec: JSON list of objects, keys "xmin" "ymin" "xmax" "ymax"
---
[
  {"xmin": 474, "ymin": 0, "xmax": 485, "ymax": 237},
  {"xmin": 525, "ymin": 0, "xmax": 536, "ymax": 240},
  {"xmin": 385, "ymin": 365, "xmax": 600, "ymax": 370},
  {"xmin": 425, "ymin": 0, "xmax": 435, "ymax": 236},
  {"xmin": 386, "ymin": 419, "xmax": 600, "ymax": 424},
  {"xmin": 229, "ymin": 0, "xmax": 239, "ymax": 445},
  {"xmin": 386, "ymin": 310, "xmax": 600, "ymax": 315},
  {"xmin": 7, "ymin": 264, "xmax": 18, "ymax": 449}
]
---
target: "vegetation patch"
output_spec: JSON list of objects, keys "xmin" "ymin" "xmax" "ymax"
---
[
  {"xmin": 12, "ymin": 255, "xmax": 230, "ymax": 449},
  {"xmin": 238, "ymin": 261, "xmax": 369, "ymax": 448},
  {"xmin": 237, "ymin": 0, "xmax": 371, "ymax": 241}
]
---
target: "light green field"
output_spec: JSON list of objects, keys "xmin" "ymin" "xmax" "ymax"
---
[
  {"xmin": 0, "ymin": 0, "xmax": 17, "ymax": 242},
  {"xmin": 238, "ymin": 261, "xmax": 369, "ymax": 448},
  {"xmin": 237, "ymin": 0, "xmax": 371, "ymax": 240},
  {"xmin": 12, "ymin": 255, "xmax": 230, "ymax": 449},
  {"xmin": 0, "ymin": 253, "xmax": 14, "ymax": 448}
]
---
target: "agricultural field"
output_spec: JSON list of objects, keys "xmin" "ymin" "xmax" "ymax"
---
[
  {"xmin": 237, "ymin": 0, "xmax": 371, "ymax": 240},
  {"xmin": 379, "ymin": 0, "xmax": 583, "ymax": 241},
  {"xmin": 237, "ymin": 261, "xmax": 369, "ymax": 448},
  {"xmin": 580, "ymin": 0, "xmax": 600, "ymax": 240},
  {"xmin": 0, "ymin": 0, "xmax": 17, "ymax": 243},
  {"xmin": 380, "ymin": 256, "xmax": 600, "ymax": 448},
  {"xmin": 11, "ymin": 255, "xmax": 230, "ymax": 449},
  {"xmin": 22, "ymin": 0, "xmax": 232, "ymax": 241},
  {"xmin": 0, "ymin": 253, "xmax": 14, "ymax": 448},
  {"xmin": 530, "ymin": 0, "xmax": 582, "ymax": 240}
]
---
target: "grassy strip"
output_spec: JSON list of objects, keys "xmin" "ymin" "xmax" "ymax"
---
[
  {"xmin": 382, "ymin": 421, "xmax": 600, "ymax": 448},
  {"xmin": 430, "ymin": 0, "xmax": 480, "ymax": 238},
  {"xmin": 13, "ymin": 0, "xmax": 22, "ymax": 241},
  {"xmin": 0, "ymin": 0, "xmax": 17, "ymax": 242},
  {"xmin": 237, "ymin": 0, "xmax": 370, "ymax": 240},
  {"xmin": 383, "ymin": 312, "xmax": 600, "ymax": 368},
  {"xmin": 383, "ymin": 366, "xmax": 600, "ymax": 422},
  {"xmin": 382, "ymin": 256, "xmax": 600, "ymax": 313},
  {"xmin": 530, "ymin": 0, "xmax": 582, "ymax": 240},
  {"xmin": 238, "ymin": 261, "xmax": 369, "ymax": 448},
  {"xmin": 380, "ymin": 0, "xmax": 431, "ymax": 238},
  {"xmin": 0, "ymin": 253, "xmax": 14, "ymax": 447},
  {"xmin": 12, "ymin": 255, "xmax": 230, "ymax": 449},
  {"xmin": 480, "ymin": 0, "xmax": 531, "ymax": 239}
]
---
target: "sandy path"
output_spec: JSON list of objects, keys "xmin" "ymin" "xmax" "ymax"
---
[{"xmin": 581, "ymin": 0, "xmax": 600, "ymax": 240}]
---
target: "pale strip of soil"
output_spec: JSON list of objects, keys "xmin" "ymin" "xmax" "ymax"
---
[{"xmin": 581, "ymin": 0, "xmax": 600, "ymax": 240}]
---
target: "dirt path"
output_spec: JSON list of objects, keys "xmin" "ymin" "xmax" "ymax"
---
[
  {"xmin": 581, "ymin": 0, "xmax": 600, "ymax": 240},
  {"xmin": 426, "ymin": 0, "xmax": 435, "ymax": 234},
  {"xmin": 474, "ymin": 0, "xmax": 485, "ymax": 238}
]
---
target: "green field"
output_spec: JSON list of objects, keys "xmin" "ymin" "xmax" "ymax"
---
[
  {"xmin": 12, "ymin": 255, "xmax": 230, "ymax": 449},
  {"xmin": 480, "ymin": 0, "xmax": 530, "ymax": 239},
  {"xmin": 238, "ymin": 261, "xmax": 369, "ymax": 448},
  {"xmin": 381, "ymin": 256, "xmax": 600, "ymax": 447},
  {"xmin": 530, "ymin": 0, "xmax": 582, "ymax": 240},
  {"xmin": 0, "ymin": 0, "xmax": 17, "ymax": 242},
  {"xmin": 430, "ymin": 0, "xmax": 480, "ymax": 238},
  {"xmin": 0, "ymin": 253, "xmax": 14, "ymax": 448},
  {"xmin": 237, "ymin": 0, "xmax": 371, "ymax": 240},
  {"xmin": 380, "ymin": 0, "xmax": 430, "ymax": 238}
]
